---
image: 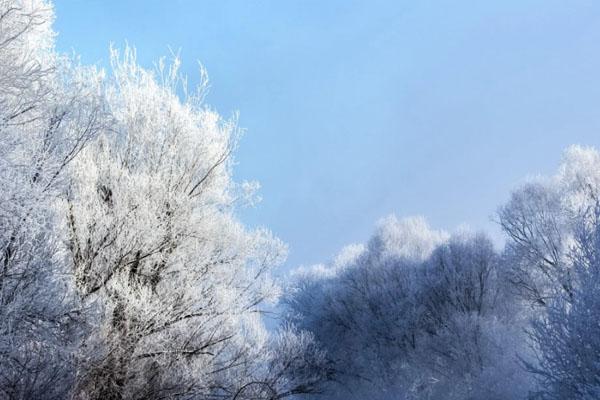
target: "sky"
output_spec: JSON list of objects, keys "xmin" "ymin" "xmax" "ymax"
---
[{"xmin": 54, "ymin": 0, "xmax": 600, "ymax": 274}]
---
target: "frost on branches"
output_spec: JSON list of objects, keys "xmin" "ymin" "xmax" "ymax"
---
[
  {"xmin": 284, "ymin": 216, "xmax": 531, "ymax": 400},
  {"xmin": 0, "ymin": 1, "xmax": 325, "ymax": 399},
  {"xmin": 500, "ymin": 146, "xmax": 600, "ymax": 399},
  {"xmin": 0, "ymin": 0, "xmax": 105, "ymax": 398},
  {"xmin": 283, "ymin": 148, "xmax": 600, "ymax": 400},
  {"xmin": 64, "ymin": 47, "xmax": 325, "ymax": 400},
  {"xmin": 3, "ymin": 0, "xmax": 600, "ymax": 399}
]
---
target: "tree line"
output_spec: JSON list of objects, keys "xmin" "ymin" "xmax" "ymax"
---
[
  {"xmin": 0, "ymin": 1, "xmax": 599, "ymax": 399},
  {"xmin": 283, "ymin": 145, "xmax": 600, "ymax": 400}
]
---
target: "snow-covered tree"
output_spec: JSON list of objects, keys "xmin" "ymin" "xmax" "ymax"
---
[
  {"xmin": 62, "ymin": 47, "xmax": 325, "ymax": 400},
  {"xmin": 0, "ymin": 1, "xmax": 105, "ymax": 398},
  {"xmin": 0, "ymin": 1, "xmax": 326, "ymax": 398},
  {"xmin": 415, "ymin": 233, "xmax": 530, "ymax": 400},
  {"xmin": 284, "ymin": 216, "xmax": 445, "ymax": 398},
  {"xmin": 524, "ymin": 194, "xmax": 600, "ymax": 399},
  {"xmin": 498, "ymin": 145, "xmax": 600, "ymax": 306},
  {"xmin": 285, "ymin": 216, "xmax": 529, "ymax": 400},
  {"xmin": 498, "ymin": 146, "xmax": 600, "ymax": 398}
]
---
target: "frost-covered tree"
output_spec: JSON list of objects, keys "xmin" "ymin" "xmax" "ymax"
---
[
  {"xmin": 285, "ymin": 216, "xmax": 446, "ymax": 398},
  {"xmin": 285, "ymin": 216, "xmax": 529, "ymax": 400},
  {"xmin": 524, "ymin": 194, "xmax": 600, "ymax": 399},
  {"xmin": 416, "ymin": 233, "xmax": 530, "ymax": 400},
  {"xmin": 63, "ymin": 47, "xmax": 325, "ymax": 400},
  {"xmin": 498, "ymin": 145, "xmax": 600, "ymax": 397},
  {"xmin": 0, "ymin": 1, "xmax": 105, "ymax": 398},
  {"xmin": 0, "ymin": 1, "xmax": 325, "ymax": 398},
  {"xmin": 498, "ymin": 145, "xmax": 600, "ymax": 306}
]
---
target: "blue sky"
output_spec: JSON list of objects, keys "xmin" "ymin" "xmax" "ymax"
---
[{"xmin": 54, "ymin": 0, "xmax": 600, "ymax": 274}]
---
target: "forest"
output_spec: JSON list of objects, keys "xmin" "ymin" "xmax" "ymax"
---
[{"xmin": 0, "ymin": 1, "xmax": 599, "ymax": 399}]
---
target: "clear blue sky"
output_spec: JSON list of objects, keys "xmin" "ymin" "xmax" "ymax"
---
[{"xmin": 54, "ymin": 0, "xmax": 600, "ymax": 274}]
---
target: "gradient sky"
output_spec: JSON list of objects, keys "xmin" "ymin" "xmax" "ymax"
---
[{"xmin": 54, "ymin": 0, "xmax": 600, "ymax": 275}]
